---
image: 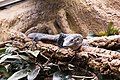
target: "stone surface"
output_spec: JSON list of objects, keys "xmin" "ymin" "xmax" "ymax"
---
[{"xmin": 0, "ymin": 0, "xmax": 120, "ymax": 41}]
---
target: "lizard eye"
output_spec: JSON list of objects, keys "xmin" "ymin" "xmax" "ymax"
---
[
  {"xmin": 70, "ymin": 39, "xmax": 74, "ymax": 42},
  {"xmin": 76, "ymin": 38, "xmax": 80, "ymax": 41}
]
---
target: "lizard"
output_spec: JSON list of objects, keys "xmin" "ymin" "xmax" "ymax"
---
[
  {"xmin": 27, "ymin": 32, "xmax": 120, "ymax": 56},
  {"xmin": 27, "ymin": 33, "xmax": 83, "ymax": 50}
]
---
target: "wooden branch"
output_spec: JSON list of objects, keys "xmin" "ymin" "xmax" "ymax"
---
[
  {"xmin": 0, "ymin": 41, "xmax": 12, "ymax": 48},
  {"xmin": 85, "ymin": 35, "xmax": 120, "ymax": 50},
  {"xmin": 24, "ymin": 41, "xmax": 120, "ymax": 78},
  {"xmin": 3, "ymin": 30, "xmax": 120, "ymax": 78}
]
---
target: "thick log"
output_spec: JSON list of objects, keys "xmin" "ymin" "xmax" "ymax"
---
[
  {"xmin": 2, "ymin": 28, "xmax": 120, "ymax": 79},
  {"xmin": 22, "ymin": 40, "xmax": 120, "ymax": 79},
  {"xmin": 85, "ymin": 35, "xmax": 120, "ymax": 50}
]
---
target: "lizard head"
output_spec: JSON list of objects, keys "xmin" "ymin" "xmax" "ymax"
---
[{"xmin": 62, "ymin": 34, "xmax": 83, "ymax": 50}]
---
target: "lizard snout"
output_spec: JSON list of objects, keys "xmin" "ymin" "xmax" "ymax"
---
[
  {"xmin": 62, "ymin": 43, "xmax": 69, "ymax": 47},
  {"xmin": 62, "ymin": 41, "xmax": 73, "ymax": 47}
]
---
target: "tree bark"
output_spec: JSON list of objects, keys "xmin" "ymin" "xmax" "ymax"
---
[
  {"xmin": 86, "ymin": 35, "xmax": 120, "ymax": 50},
  {"xmin": 1, "ymin": 30, "xmax": 120, "ymax": 79},
  {"xmin": 25, "ymin": 40, "xmax": 120, "ymax": 79}
]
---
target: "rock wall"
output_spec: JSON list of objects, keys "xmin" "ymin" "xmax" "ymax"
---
[{"xmin": 0, "ymin": 0, "xmax": 120, "ymax": 41}]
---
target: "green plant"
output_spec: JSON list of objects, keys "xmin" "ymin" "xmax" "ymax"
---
[
  {"xmin": 0, "ymin": 45, "xmax": 67, "ymax": 80},
  {"xmin": 0, "ymin": 46, "xmax": 42, "ymax": 80},
  {"xmin": 97, "ymin": 22, "xmax": 120, "ymax": 36}
]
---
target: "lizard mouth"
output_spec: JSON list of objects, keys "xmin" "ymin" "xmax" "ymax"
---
[
  {"xmin": 62, "ymin": 43, "xmax": 82, "ymax": 50},
  {"xmin": 62, "ymin": 43, "xmax": 74, "ymax": 47}
]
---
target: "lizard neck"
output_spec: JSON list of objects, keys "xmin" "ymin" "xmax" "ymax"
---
[
  {"xmin": 38, "ymin": 33, "xmax": 67, "ymax": 48},
  {"xmin": 36, "ymin": 33, "xmax": 60, "ymax": 42}
]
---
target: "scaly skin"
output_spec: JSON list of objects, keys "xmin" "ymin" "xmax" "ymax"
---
[
  {"xmin": 28, "ymin": 32, "xmax": 119, "ymax": 55},
  {"xmin": 28, "ymin": 33, "xmax": 83, "ymax": 50}
]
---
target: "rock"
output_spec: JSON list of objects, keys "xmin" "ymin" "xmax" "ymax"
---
[{"xmin": 0, "ymin": 0, "xmax": 120, "ymax": 41}]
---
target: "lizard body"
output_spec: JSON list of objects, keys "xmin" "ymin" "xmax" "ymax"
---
[
  {"xmin": 28, "ymin": 33, "xmax": 120, "ymax": 56},
  {"xmin": 28, "ymin": 33, "xmax": 83, "ymax": 50}
]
